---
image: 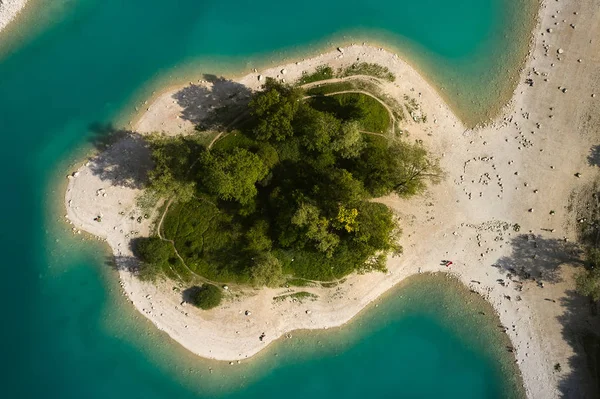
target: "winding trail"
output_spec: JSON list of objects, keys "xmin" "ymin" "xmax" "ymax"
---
[{"xmin": 300, "ymin": 75, "xmax": 400, "ymax": 134}]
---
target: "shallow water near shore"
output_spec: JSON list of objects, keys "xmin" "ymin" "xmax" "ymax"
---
[{"xmin": 1, "ymin": 0, "xmax": 535, "ymax": 397}]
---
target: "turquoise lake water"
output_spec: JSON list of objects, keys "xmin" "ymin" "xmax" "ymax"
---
[{"xmin": 0, "ymin": 0, "xmax": 535, "ymax": 397}]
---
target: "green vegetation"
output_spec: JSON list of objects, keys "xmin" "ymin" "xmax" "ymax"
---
[
  {"xmin": 189, "ymin": 284, "xmax": 222, "ymax": 309},
  {"xmin": 297, "ymin": 62, "xmax": 395, "ymax": 85},
  {"xmin": 573, "ymin": 181, "xmax": 600, "ymax": 301},
  {"xmin": 298, "ymin": 65, "xmax": 335, "ymax": 85},
  {"xmin": 273, "ymin": 291, "xmax": 318, "ymax": 302},
  {"xmin": 133, "ymin": 236, "xmax": 190, "ymax": 281},
  {"xmin": 306, "ymin": 79, "xmax": 405, "ymax": 122},
  {"xmin": 577, "ymin": 247, "xmax": 600, "ymax": 301},
  {"xmin": 308, "ymin": 93, "xmax": 390, "ymax": 133},
  {"xmin": 136, "ymin": 78, "xmax": 440, "ymax": 283},
  {"xmin": 338, "ymin": 62, "xmax": 396, "ymax": 82}
]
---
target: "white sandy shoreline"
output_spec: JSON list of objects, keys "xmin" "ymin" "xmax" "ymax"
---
[
  {"xmin": 0, "ymin": 0, "xmax": 27, "ymax": 33},
  {"xmin": 64, "ymin": 0, "xmax": 600, "ymax": 397}
]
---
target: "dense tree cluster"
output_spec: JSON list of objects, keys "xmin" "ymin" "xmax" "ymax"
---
[{"xmin": 135, "ymin": 78, "xmax": 441, "ymax": 284}]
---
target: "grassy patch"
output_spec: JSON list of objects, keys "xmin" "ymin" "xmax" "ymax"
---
[
  {"xmin": 162, "ymin": 198, "xmax": 252, "ymax": 283},
  {"xmin": 286, "ymin": 278, "xmax": 315, "ymax": 287},
  {"xmin": 273, "ymin": 291, "xmax": 319, "ymax": 302},
  {"xmin": 308, "ymin": 93, "xmax": 390, "ymax": 133},
  {"xmin": 212, "ymin": 130, "xmax": 257, "ymax": 151},
  {"xmin": 320, "ymin": 278, "xmax": 346, "ymax": 288},
  {"xmin": 338, "ymin": 62, "xmax": 395, "ymax": 82},
  {"xmin": 306, "ymin": 80, "xmax": 404, "ymax": 122},
  {"xmin": 297, "ymin": 65, "xmax": 335, "ymax": 85}
]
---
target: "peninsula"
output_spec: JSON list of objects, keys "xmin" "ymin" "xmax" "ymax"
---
[{"xmin": 65, "ymin": 1, "xmax": 600, "ymax": 395}]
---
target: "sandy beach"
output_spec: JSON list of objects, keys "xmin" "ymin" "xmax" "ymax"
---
[
  {"xmin": 64, "ymin": 0, "xmax": 600, "ymax": 397},
  {"xmin": 0, "ymin": 0, "xmax": 27, "ymax": 33}
]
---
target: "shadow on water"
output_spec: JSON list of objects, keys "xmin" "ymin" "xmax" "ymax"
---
[
  {"xmin": 493, "ymin": 234, "xmax": 582, "ymax": 284},
  {"xmin": 495, "ymin": 234, "xmax": 600, "ymax": 398},
  {"xmin": 172, "ymin": 74, "xmax": 253, "ymax": 129}
]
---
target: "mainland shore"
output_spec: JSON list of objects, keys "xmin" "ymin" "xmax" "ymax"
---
[
  {"xmin": 64, "ymin": 0, "xmax": 600, "ymax": 397},
  {"xmin": 0, "ymin": 0, "xmax": 28, "ymax": 33}
]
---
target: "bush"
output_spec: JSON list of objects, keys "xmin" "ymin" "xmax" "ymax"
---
[{"xmin": 190, "ymin": 284, "xmax": 222, "ymax": 310}]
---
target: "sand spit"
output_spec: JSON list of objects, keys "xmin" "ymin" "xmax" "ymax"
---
[
  {"xmin": 0, "ymin": 0, "xmax": 27, "ymax": 33},
  {"xmin": 65, "ymin": 0, "xmax": 600, "ymax": 397}
]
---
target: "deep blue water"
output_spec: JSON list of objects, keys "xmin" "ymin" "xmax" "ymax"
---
[{"xmin": 0, "ymin": 0, "xmax": 533, "ymax": 397}]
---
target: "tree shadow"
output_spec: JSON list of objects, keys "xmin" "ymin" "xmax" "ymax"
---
[
  {"xmin": 103, "ymin": 254, "xmax": 140, "ymax": 273},
  {"xmin": 86, "ymin": 123, "xmax": 151, "ymax": 189},
  {"xmin": 556, "ymin": 289, "xmax": 600, "ymax": 398},
  {"xmin": 493, "ymin": 234, "xmax": 583, "ymax": 284},
  {"xmin": 494, "ymin": 234, "xmax": 600, "ymax": 397},
  {"xmin": 307, "ymin": 95, "xmax": 364, "ymax": 122},
  {"xmin": 172, "ymin": 74, "xmax": 253, "ymax": 128},
  {"xmin": 182, "ymin": 286, "xmax": 201, "ymax": 304},
  {"xmin": 587, "ymin": 145, "xmax": 600, "ymax": 167}
]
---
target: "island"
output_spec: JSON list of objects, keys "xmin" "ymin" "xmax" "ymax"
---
[{"xmin": 65, "ymin": 40, "xmax": 600, "ymax": 398}]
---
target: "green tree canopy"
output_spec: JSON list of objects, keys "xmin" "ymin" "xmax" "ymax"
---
[
  {"xmin": 350, "ymin": 139, "xmax": 441, "ymax": 197},
  {"xmin": 291, "ymin": 202, "xmax": 340, "ymax": 257},
  {"xmin": 250, "ymin": 252, "xmax": 285, "ymax": 287},
  {"xmin": 200, "ymin": 147, "xmax": 268, "ymax": 204},
  {"xmin": 249, "ymin": 78, "xmax": 303, "ymax": 141},
  {"xmin": 140, "ymin": 76, "xmax": 441, "ymax": 283},
  {"xmin": 146, "ymin": 134, "xmax": 202, "ymax": 202}
]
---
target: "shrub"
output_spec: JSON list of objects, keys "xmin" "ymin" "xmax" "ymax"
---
[{"xmin": 190, "ymin": 284, "xmax": 222, "ymax": 310}]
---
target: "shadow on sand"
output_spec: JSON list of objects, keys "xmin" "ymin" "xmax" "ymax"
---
[
  {"xmin": 87, "ymin": 123, "xmax": 151, "ymax": 190},
  {"xmin": 587, "ymin": 145, "xmax": 600, "ymax": 168},
  {"xmin": 493, "ymin": 234, "xmax": 582, "ymax": 284},
  {"xmin": 172, "ymin": 74, "xmax": 253, "ymax": 129},
  {"xmin": 494, "ymin": 234, "xmax": 600, "ymax": 397}
]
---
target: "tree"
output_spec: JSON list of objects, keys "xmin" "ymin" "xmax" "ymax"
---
[
  {"xmin": 249, "ymin": 78, "xmax": 303, "ymax": 141},
  {"xmin": 334, "ymin": 205, "xmax": 359, "ymax": 232},
  {"xmin": 250, "ymin": 252, "xmax": 285, "ymax": 287},
  {"xmin": 146, "ymin": 134, "xmax": 201, "ymax": 202},
  {"xmin": 246, "ymin": 220, "xmax": 273, "ymax": 252},
  {"xmin": 349, "ymin": 139, "xmax": 441, "ymax": 198},
  {"xmin": 330, "ymin": 120, "xmax": 365, "ymax": 159},
  {"xmin": 291, "ymin": 203, "xmax": 340, "ymax": 257},
  {"xmin": 353, "ymin": 201, "xmax": 400, "ymax": 254},
  {"xmin": 200, "ymin": 148, "xmax": 268, "ymax": 204},
  {"xmin": 190, "ymin": 284, "xmax": 222, "ymax": 309},
  {"xmin": 389, "ymin": 141, "xmax": 442, "ymax": 197},
  {"xmin": 296, "ymin": 106, "xmax": 340, "ymax": 152},
  {"xmin": 133, "ymin": 237, "xmax": 175, "ymax": 281},
  {"xmin": 256, "ymin": 142, "xmax": 280, "ymax": 169}
]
